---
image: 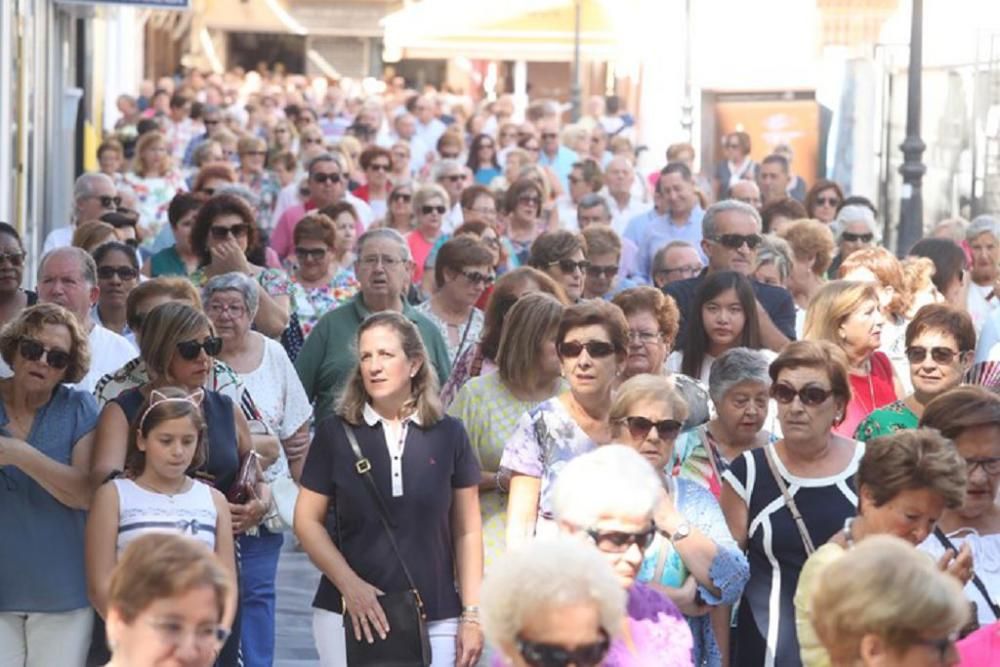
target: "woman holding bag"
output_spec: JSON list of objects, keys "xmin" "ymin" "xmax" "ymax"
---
[{"xmin": 295, "ymin": 311, "xmax": 484, "ymax": 667}]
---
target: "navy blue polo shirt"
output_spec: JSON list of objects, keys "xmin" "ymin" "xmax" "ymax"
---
[
  {"xmin": 301, "ymin": 412, "xmax": 480, "ymax": 621},
  {"xmin": 664, "ymin": 269, "xmax": 797, "ymax": 349}
]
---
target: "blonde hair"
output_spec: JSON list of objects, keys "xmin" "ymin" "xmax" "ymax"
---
[
  {"xmin": 811, "ymin": 535, "xmax": 968, "ymax": 661},
  {"xmin": 139, "ymin": 302, "xmax": 214, "ymax": 383},
  {"xmin": 777, "ymin": 218, "xmax": 835, "ymax": 277},
  {"xmin": 72, "ymin": 220, "xmax": 117, "ymax": 253},
  {"xmin": 609, "ymin": 374, "xmax": 689, "ymax": 432},
  {"xmin": 134, "ymin": 131, "xmax": 172, "ymax": 177},
  {"xmin": 496, "ymin": 293, "xmax": 564, "ymax": 394},
  {"xmin": 838, "ymin": 246, "xmax": 912, "ymax": 318},
  {"xmin": 803, "ymin": 280, "xmax": 878, "ymax": 344}
]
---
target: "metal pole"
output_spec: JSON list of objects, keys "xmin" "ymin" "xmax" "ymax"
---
[
  {"xmin": 896, "ymin": 0, "xmax": 925, "ymax": 256},
  {"xmin": 570, "ymin": 0, "xmax": 581, "ymax": 122},
  {"xmin": 680, "ymin": 0, "xmax": 693, "ymax": 142}
]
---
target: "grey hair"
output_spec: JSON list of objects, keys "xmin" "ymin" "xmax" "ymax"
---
[
  {"xmin": 702, "ymin": 199, "xmax": 762, "ymax": 239},
  {"xmin": 202, "ymin": 271, "xmax": 260, "ymax": 319},
  {"xmin": 552, "ymin": 445, "xmax": 663, "ymax": 527},
  {"xmin": 481, "ymin": 535, "xmax": 626, "ymax": 650},
  {"xmin": 755, "ymin": 234, "xmax": 793, "ymax": 282},
  {"xmin": 833, "ymin": 204, "xmax": 880, "ymax": 242},
  {"xmin": 38, "ymin": 246, "xmax": 97, "ymax": 287},
  {"xmin": 306, "ymin": 152, "xmax": 341, "ymax": 175},
  {"xmin": 433, "ymin": 158, "xmax": 464, "ymax": 181},
  {"xmin": 577, "ymin": 193, "xmax": 611, "ymax": 217},
  {"xmin": 214, "ymin": 183, "xmax": 260, "ymax": 211},
  {"xmin": 356, "ymin": 227, "xmax": 413, "ymax": 262},
  {"xmin": 966, "ymin": 215, "xmax": 1000, "ymax": 243},
  {"xmin": 73, "ymin": 172, "xmax": 115, "ymax": 202},
  {"xmin": 708, "ymin": 347, "xmax": 772, "ymax": 405}
]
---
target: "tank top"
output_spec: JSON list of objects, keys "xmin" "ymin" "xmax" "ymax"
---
[{"xmin": 113, "ymin": 478, "xmax": 217, "ymax": 554}]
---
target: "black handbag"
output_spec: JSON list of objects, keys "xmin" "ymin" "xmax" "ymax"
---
[{"xmin": 339, "ymin": 423, "xmax": 432, "ymax": 667}]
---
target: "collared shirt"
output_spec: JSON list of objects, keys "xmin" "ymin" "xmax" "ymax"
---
[
  {"xmin": 362, "ymin": 403, "xmax": 423, "ymax": 497},
  {"xmin": 90, "ymin": 304, "xmax": 137, "ymax": 347},
  {"xmin": 625, "ymin": 205, "xmax": 706, "ymax": 282},
  {"xmin": 606, "ymin": 193, "xmax": 651, "ymax": 237},
  {"xmin": 537, "ymin": 145, "xmax": 579, "ymax": 191}
]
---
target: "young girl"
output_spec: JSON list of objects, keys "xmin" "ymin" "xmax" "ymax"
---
[
  {"xmin": 669, "ymin": 271, "xmax": 772, "ymax": 383},
  {"xmin": 85, "ymin": 387, "xmax": 237, "ymax": 622}
]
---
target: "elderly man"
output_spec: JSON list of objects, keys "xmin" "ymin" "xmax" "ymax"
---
[
  {"xmin": 410, "ymin": 94, "xmax": 446, "ymax": 155},
  {"xmin": 295, "ymin": 228, "xmax": 451, "ymax": 421},
  {"xmin": 730, "ymin": 180, "xmax": 762, "ymax": 210},
  {"xmin": 434, "ymin": 159, "xmax": 467, "ymax": 234},
  {"xmin": 536, "ymin": 116, "xmax": 578, "ymax": 190},
  {"xmin": 604, "ymin": 157, "xmax": 649, "ymax": 235},
  {"xmin": 665, "ymin": 199, "xmax": 796, "ymax": 351},
  {"xmin": 557, "ymin": 160, "xmax": 603, "ymax": 231},
  {"xmin": 965, "ymin": 215, "xmax": 1000, "ymax": 333},
  {"xmin": 757, "ymin": 154, "xmax": 792, "ymax": 207},
  {"xmin": 651, "ymin": 241, "xmax": 704, "ymax": 288},
  {"xmin": 577, "ymin": 194, "xmax": 640, "ymax": 283},
  {"xmin": 181, "ymin": 103, "xmax": 224, "ymax": 167},
  {"xmin": 43, "ymin": 173, "xmax": 119, "ymax": 254}
]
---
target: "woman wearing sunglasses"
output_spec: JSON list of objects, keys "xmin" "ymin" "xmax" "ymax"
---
[
  {"xmin": 855, "ymin": 305, "xmax": 973, "ymax": 442},
  {"xmin": 92, "ymin": 241, "xmax": 140, "ymax": 346},
  {"xmin": 415, "ymin": 237, "xmax": 494, "ymax": 365},
  {"xmin": 407, "ymin": 183, "xmax": 450, "ymax": 286},
  {"xmin": 378, "ymin": 182, "xmax": 415, "ymax": 234},
  {"xmin": 502, "ymin": 300, "xmax": 627, "ymax": 548},
  {"xmin": 721, "ymin": 340, "xmax": 863, "ymax": 667},
  {"xmin": 804, "ymin": 179, "xmax": 845, "ymax": 225},
  {"xmin": 610, "ymin": 374, "xmax": 749, "ymax": 666},
  {"xmin": 0, "ymin": 222, "xmax": 35, "ymax": 329},
  {"xmin": 528, "ymin": 230, "xmax": 589, "ymax": 303},
  {"xmin": 0, "ymin": 304, "xmax": 98, "ymax": 665},
  {"xmin": 503, "ymin": 178, "xmax": 546, "ymax": 266},
  {"xmin": 827, "ymin": 205, "xmax": 879, "ymax": 279}
]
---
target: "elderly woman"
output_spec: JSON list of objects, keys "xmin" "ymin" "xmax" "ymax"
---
[
  {"xmin": 352, "ymin": 146, "xmax": 393, "ymax": 219},
  {"xmin": 407, "ymin": 183, "xmax": 450, "ymax": 286},
  {"xmin": 804, "ymin": 281, "xmax": 900, "ymax": 438},
  {"xmin": 416, "ymin": 237, "xmax": 494, "ymax": 364},
  {"xmin": 918, "ymin": 386, "xmax": 1000, "ymax": 627},
  {"xmin": 855, "ymin": 305, "xmax": 973, "ymax": 441},
  {"xmin": 504, "ymin": 178, "xmax": 546, "ymax": 265},
  {"xmin": 123, "ymin": 130, "xmax": 188, "ymax": 249},
  {"xmin": 0, "ymin": 222, "xmax": 35, "ymax": 328},
  {"xmin": 794, "ymin": 429, "xmax": 968, "ymax": 666},
  {"xmin": 754, "ymin": 234, "xmax": 793, "ymax": 287},
  {"xmin": 453, "ymin": 220, "xmax": 507, "ymax": 308},
  {"xmin": 288, "ymin": 210, "xmax": 360, "ymax": 338},
  {"xmin": 449, "ymin": 294, "xmax": 564, "ymax": 571},
  {"xmin": 777, "ymin": 219, "xmax": 836, "ymax": 337},
  {"xmin": 144, "ymin": 192, "xmax": 203, "ymax": 278},
  {"xmin": 380, "ymin": 182, "xmax": 415, "ymax": 233},
  {"xmin": 237, "ymin": 135, "xmax": 281, "ymax": 224},
  {"xmin": 528, "ymin": 230, "xmax": 589, "ymax": 303},
  {"xmin": 295, "ymin": 311, "xmax": 484, "ymax": 667},
  {"xmin": 812, "ymin": 535, "xmax": 969, "ymax": 667},
  {"xmin": 0, "ymin": 304, "xmax": 97, "ymax": 665},
  {"xmin": 482, "ymin": 536, "xmax": 625, "ymax": 667},
  {"xmin": 92, "ymin": 241, "xmax": 140, "ymax": 345},
  {"xmin": 721, "ymin": 340, "xmax": 864, "ymax": 667},
  {"xmin": 677, "ymin": 348, "xmax": 774, "ymax": 498},
  {"xmin": 804, "ymin": 180, "xmax": 844, "ymax": 225},
  {"xmin": 610, "ymin": 375, "xmax": 750, "ymax": 666},
  {"xmin": 827, "ymin": 205, "xmax": 879, "ymax": 278},
  {"xmin": 190, "ymin": 193, "xmax": 291, "ymax": 339},
  {"xmin": 203, "ymin": 272, "xmax": 310, "ymax": 666},
  {"xmin": 502, "ymin": 300, "xmax": 627, "ymax": 547},
  {"xmin": 552, "ymin": 445, "xmax": 695, "ymax": 664}
]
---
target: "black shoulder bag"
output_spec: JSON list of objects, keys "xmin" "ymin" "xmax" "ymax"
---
[
  {"xmin": 933, "ymin": 526, "xmax": 1000, "ymax": 636},
  {"xmin": 340, "ymin": 423, "xmax": 432, "ymax": 667}
]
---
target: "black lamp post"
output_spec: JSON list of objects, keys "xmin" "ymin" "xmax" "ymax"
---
[
  {"xmin": 570, "ymin": 0, "xmax": 581, "ymax": 121},
  {"xmin": 896, "ymin": 0, "xmax": 926, "ymax": 256}
]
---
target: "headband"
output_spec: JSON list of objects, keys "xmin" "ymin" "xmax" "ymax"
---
[{"xmin": 138, "ymin": 388, "xmax": 205, "ymax": 432}]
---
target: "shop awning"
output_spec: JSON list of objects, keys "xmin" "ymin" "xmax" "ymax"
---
[{"xmin": 199, "ymin": 0, "xmax": 305, "ymax": 34}]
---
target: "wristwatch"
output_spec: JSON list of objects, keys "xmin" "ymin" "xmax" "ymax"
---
[{"xmin": 669, "ymin": 520, "xmax": 691, "ymax": 543}]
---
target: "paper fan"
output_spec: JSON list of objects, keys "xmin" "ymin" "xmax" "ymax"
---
[{"xmin": 966, "ymin": 361, "xmax": 1000, "ymax": 390}]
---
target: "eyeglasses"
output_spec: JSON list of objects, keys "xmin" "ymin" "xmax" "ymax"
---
[
  {"xmin": 311, "ymin": 172, "xmax": 342, "ymax": 184},
  {"xmin": 97, "ymin": 265, "xmax": 139, "ymax": 281},
  {"xmin": 422, "ymin": 205, "xmax": 447, "ymax": 215},
  {"xmin": 302, "ymin": 138, "xmax": 324, "ymax": 145},
  {"xmin": 550, "ymin": 259, "xmax": 590, "ymax": 274},
  {"xmin": 842, "ymin": 232, "xmax": 874, "ymax": 243},
  {"xmin": 295, "ymin": 246, "xmax": 328, "ymax": 261},
  {"xmin": 620, "ymin": 415, "xmax": 682, "ymax": 441},
  {"xmin": 368, "ymin": 163, "xmax": 391, "ymax": 172},
  {"xmin": 461, "ymin": 270, "xmax": 495, "ymax": 286},
  {"xmin": 480, "ymin": 235, "xmax": 501, "ymax": 248},
  {"xmin": 206, "ymin": 303, "xmax": 247, "ymax": 319},
  {"xmin": 914, "ymin": 633, "xmax": 958, "ymax": 663},
  {"xmin": 145, "ymin": 618, "xmax": 231, "ymax": 650},
  {"xmin": 518, "ymin": 195, "xmax": 541, "ymax": 206},
  {"xmin": 0, "ymin": 251, "xmax": 25, "ymax": 267},
  {"xmin": 516, "ymin": 631, "xmax": 610, "ymax": 667},
  {"xmin": 176, "ymin": 336, "xmax": 223, "ymax": 360},
  {"xmin": 89, "ymin": 195, "xmax": 123, "ymax": 209},
  {"xmin": 444, "ymin": 174, "xmax": 466, "ymax": 182},
  {"xmin": 557, "ymin": 340, "xmax": 615, "ymax": 359},
  {"xmin": 711, "ymin": 233, "xmax": 762, "ymax": 250},
  {"xmin": 391, "ymin": 193, "xmax": 412, "ymax": 202},
  {"xmin": 770, "ymin": 382, "xmax": 834, "ymax": 406},
  {"xmin": 203, "ymin": 119, "xmax": 221, "ymax": 126},
  {"xmin": 18, "ymin": 338, "xmax": 70, "ymax": 369},
  {"xmin": 585, "ymin": 524, "xmax": 656, "ymax": 554},
  {"xmin": 965, "ymin": 456, "xmax": 1000, "ymax": 476},
  {"xmin": 627, "ymin": 330, "xmax": 662, "ymax": 345},
  {"xmin": 816, "ymin": 196, "xmax": 840, "ymax": 207},
  {"xmin": 585, "ymin": 264, "xmax": 618, "ymax": 279},
  {"xmin": 541, "ymin": 132, "xmax": 558, "ymax": 140},
  {"xmin": 658, "ymin": 265, "xmax": 702, "ymax": 279},
  {"xmin": 360, "ymin": 254, "xmax": 403, "ymax": 268},
  {"xmin": 209, "ymin": 223, "xmax": 249, "ymax": 240},
  {"xmin": 905, "ymin": 346, "xmax": 963, "ymax": 365}
]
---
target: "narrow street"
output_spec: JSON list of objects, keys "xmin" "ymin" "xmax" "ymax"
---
[{"xmin": 275, "ymin": 540, "xmax": 321, "ymax": 666}]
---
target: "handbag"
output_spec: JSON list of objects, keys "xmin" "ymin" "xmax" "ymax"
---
[
  {"xmin": 264, "ymin": 473, "xmax": 298, "ymax": 532},
  {"xmin": 339, "ymin": 423, "xmax": 431, "ymax": 667},
  {"xmin": 763, "ymin": 445, "xmax": 816, "ymax": 555},
  {"xmin": 227, "ymin": 444, "xmax": 263, "ymax": 505},
  {"xmin": 933, "ymin": 526, "xmax": 1000, "ymax": 637}
]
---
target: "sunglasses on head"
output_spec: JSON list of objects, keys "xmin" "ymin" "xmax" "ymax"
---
[
  {"xmin": 905, "ymin": 346, "xmax": 963, "ymax": 365},
  {"xmin": 461, "ymin": 270, "xmax": 494, "ymax": 286},
  {"xmin": 586, "ymin": 524, "xmax": 657, "ymax": 554},
  {"xmin": 842, "ymin": 232, "xmax": 874, "ymax": 243},
  {"xmin": 711, "ymin": 233, "xmax": 762, "ymax": 250},
  {"xmin": 422, "ymin": 205, "xmax": 447, "ymax": 215},
  {"xmin": 0, "ymin": 251, "xmax": 25, "ymax": 267},
  {"xmin": 770, "ymin": 382, "xmax": 834, "ymax": 406},
  {"xmin": 295, "ymin": 246, "xmax": 328, "ymax": 261},
  {"xmin": 18, "ymin": 338, "xmax": 70, "ymax": 370},
  {"xmin": 176, "ymin": 336, "xmax": 223, "ymax": 360},
  {"xmin": 621, "ymin": 415, "xmax": 682, "ymax": 441},
  {"xmin": 550, "ymin": 259, "xmax": 590, "ymax": 274},
  {"xmin": 516, "ymin": 631, "xmax": 611, "ymax": 667},
  {"xmin": 585, "ymin": 264, "xmax": 618, "ymax": 279},
  {"xmin": 311, "ymin": 172, "xmax": 342, "ymax": 184},
  {"xmin": 209, "ymin": 223, "xmax": 249, "ymax": 240},
  {"xmin": 557, "ymin": 340, "xmax": 615, "ymax": 359},
  {"xmin": 97, "ymin": 265, "xmax": 138, "ymax": 281}
]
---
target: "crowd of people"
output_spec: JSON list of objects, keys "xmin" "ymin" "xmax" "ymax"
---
[{"xmin": 3, "ymin": 65, "xmax": 1000, "ymax": 667}]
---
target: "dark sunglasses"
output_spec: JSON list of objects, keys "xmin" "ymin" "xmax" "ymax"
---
[
  {"xmin": 586, "ymin": 525, "xmax": 657, "ymax": 554},
  {"xmin": 440, "ymin": 152, "xmax": 460, "ymax": 160},
  {"xmin": 557, "ymin": 340, "xmax": 615, "ymax": 359},
  {"xmin": 906, "ymin": 346, "xmax": 963, "ymax": 365},
  {"xmin": 203, "ymin": 119, "xmax": 221, "ymax": 126},
  {"xmin": 391, "ymin": 193, "xmax": 412, "ymax": 202},
  {"xmin": 422, "ymin": 205, "xmax": 447, "ymax": 215},
  {"xmin": 461, "ymin": 270, "xmax": 495, "ymax": 286},
  {"xmin": 445, "ymin": 174, "xmax": 466, "ymax": 182},
  {"xmin": 368, "ymin": 163, "xmax": 391, "ymax": 172},
  {"xmin": 97, "ymin": 265, "xmax": 139, "ymax": 281},
  {"xmin": 18, "ymin": 338, "xmax": 70, "ymax": 370},
  {"xmin": 295, "ymin": 246, "xmax": 328, "ymax": 261},
  {"xmin": 176, "ymin": 336, "xmax": 223, "ymax": 360},
  {"xmin": 516, "ymin": 631, "xmax": 610, "ymax": 667},
  {"xmin": 124, "ymin": 238, "xmax": 140, "ymax": 248},
  {"xmin": 0, "ymin": 251, "xmax": 25, "ymax": 267},
  {"xmin": 95, "ymin": 195, "xmax": 123, "ymax": 209},
  {"xmin": 621, "ymin": 416, "xmax": 682, "ymax": 441},
  {"xmin": 585, "ymin": 264, "xmax": 618, "ymax": 279},
  {"xmin": 518, "ymin": 195, "xmax": 541, "ymax": 206},
  {"xmin": 551, "ymin": 259, "xmax": 590, "ymax": 274},
  {"xmin": 209, "ymin": 223, "xmax": 249, "ymax": 240},
  {"xmin": 711, "ymin": 233, "xmax": 762, "ymax": 250},
  {"xmin": 310, "ymin": 172, "xmax": 342, "ymax": 184},
  {"xmin": 816, "ymin": 196, "xmax": 840, "ymax": 206},
  {"xmin": 770, "ymin": 382, "xmax": 834, "ymax": 406},
  {"xmin": 842, "ymin": 232, "xmax": 874, "ymax": 243},
  {"xmin": 200, "ymin": 187, "xmax": 216, "ymax": 196},
  {"xmin": 541, "ymin": 132, "xmax": 558, "ymax": 140}
]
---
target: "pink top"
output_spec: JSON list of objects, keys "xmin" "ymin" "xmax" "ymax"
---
[
  {"xmin": 406, "ymin": 231, "xmax": 438, "ymax": 284},
  {"xmin": 834, "ymin": 350, "xmax": 896, "ymax": 439},
  {"xmin": 270, "ymin": 199, "xmax": 365, "ymax": 262},
  {"xmin": 958, "ymin": 622, "xmax": 1000, "ymax": 665}
]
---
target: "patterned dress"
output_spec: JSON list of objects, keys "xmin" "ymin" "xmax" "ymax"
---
[
  {"xmin": 289, "ymin": 268, "xmax": 360, "ymax": 338},
  {"xmin": 414, "ymin": 301, "xmax": 484, "ymax": 367},
  {"xmin": 853, "ymin": 399, "xmax": 918, "ymax": 442},
  {"xmin": 122, "ymin": 170, "xmax": 187, "ymax": 249}
]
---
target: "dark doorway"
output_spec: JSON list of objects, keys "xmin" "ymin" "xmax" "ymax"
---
[{"xmin": 228, "ymin": 33, "xmax": 306, "ymax": 74}]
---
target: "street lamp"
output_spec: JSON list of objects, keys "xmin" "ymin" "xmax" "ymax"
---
[
  {"xmin": 896, "ymin": 0, "xmax": 926, "ymax": 256},
  {"xmin": 570, "ymin": 0, "xmax": 581, "ymax": 122}
]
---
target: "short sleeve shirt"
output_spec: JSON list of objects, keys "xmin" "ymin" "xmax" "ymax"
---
[{"xmin": 301, "ymin": 413, "xmax": 480, "ymax": 620}]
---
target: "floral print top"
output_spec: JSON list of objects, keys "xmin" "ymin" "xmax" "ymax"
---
[
  {"xmin": 122, "ymin": 170, "xmax": 187, "ymax": 249},
  {"xmin": 289, "ymin": 268, "xmax": 361, "ymax": 338},
  {"xmin": 240, "ymin": 169, "xmax": 282, "ymax": 231}
]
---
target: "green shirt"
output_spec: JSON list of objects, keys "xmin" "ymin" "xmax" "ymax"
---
[
  {"xmin": 295, "ymin": 294, "xmax": 452, "ymax": 421},
  {"xmin": 853, "ymin": 399, "xmax": 918, "ymax": 442}
]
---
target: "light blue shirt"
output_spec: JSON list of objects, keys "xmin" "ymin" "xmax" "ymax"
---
[
  {"xmin": 975, "ymin": 307, "xmax": 1000, "ymax": 363},
  {"xmin": 538, "ymin": 146, "xmax": 579, "ymax": 191},
  {"xmin": 625, "ymin": 206, "xmax": 706, "ymax": 282}
]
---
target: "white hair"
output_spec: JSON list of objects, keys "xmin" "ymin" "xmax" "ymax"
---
[
  {"xmin": 481, "ymin": 535, "xmax": 626, "ymax": 649},
  {"xmin": 833, "ymin": 204, "xmax": 880, "ymax": 242},
  {"xmin": 552, "ymin": 445, "xmax": 663, "ymax": 528},
  {"xmin": 966, "ymin": 215, "xmax": 1000, "ymax": 243}
]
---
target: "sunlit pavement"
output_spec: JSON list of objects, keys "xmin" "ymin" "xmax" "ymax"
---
[{"xmin": 275, "ymin": 537, "xmax": 321, "ymax": 666}]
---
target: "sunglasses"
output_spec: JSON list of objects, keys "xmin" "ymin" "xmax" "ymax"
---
[
  {"xmin": 311, "ymin": 172, "xmax": 342, "ymax": 184},
  {"xmin": 770, "ymin": 382, "xmax": 834, "ymax": 406},
  {"xmin": 550, "ymin": 259, "xmax": 590, "ymax": 274},
  {"xmin": 18, "ymin": 338, "xmax": 70, "ymax": 370},
  {"xmin": 915, "ymin": 633, "xmax": 958, "ymax": 663},
  {"xmin": 516, "ymin": 631, "xmax": 610, "ymax": 667},
  {"xmin": 557, "ymin": 340, "xmax": 615, "ymax": 359},
  {"xmin": 176, "ymin": 336, "xmax": 223, "ymax": 361},
  {"xmin": 92, "ymin": 195, "xmax": 123, "ymax": 209},
  {"xmin": 302, "ymin": 138, "xmax": 324, "ymax": 145},
  {"xmin": 585, "ymin": 264, "xmax": 618, "ymax": 279},
  {"xmin": 842, "ymin": 232, "xmax": 874, "ymax": 243},
  {"xmin": 518, "ymin": 195, "xmax": 541, "ymax": 206},
  {"xmin": 0, "ymin": 251, "xmax": 25, "ymax": 267},
  {"xmin": 97, "ymin": 265, "xmax": 139, "ymax": 281},
  {"xmin": 295, "ymin": 246, "xmax": 328, "ymax": 261},
  {"xmin": 541, "ymin": 132, "xmax": 558, "ymax": 140},
  {"xmin": 440, "ymin": 153, "xmax": 460, "ymax": 160},
  {"xmin": 203, "ymin": 119, "xmax": 220, "ymax": 126},
  {"xmin": 711, "ymin": 233, "xmax": 762, "ymax": 250},
  {"xmin": 422, "ymin": 205, "xmax": 447, "ymax": 215},
  {"xmin": 445, "ymin": 174, "xmax": 466, "ymax": 182},
  {"xmin": 816, "ymin": 196, "xmax": 840, "ymax": 206},
  {"xmin": 905, "ymin": 346, "xmax": 963, "ymax": 365},
  {"xmin": 586, "ymin": 524, "xmax": 657, "ymax": 554},
  {"xmin": 391, "ymin": 193, "xmax": 412, "ymax": 202},
  {"xmin": 621, "ymin": 416, "xmax": 682, "ymax": 441},
  {"xmin": 209, "ymin": 223, "xmax": 249, "ymax": 240},
  {"xmin": 461, "ymin": 270, "xmax": 495, "ymax": 286},
  {"xmin": 368, "ymin": 163, "xmax": 391, "ymax": 172}
]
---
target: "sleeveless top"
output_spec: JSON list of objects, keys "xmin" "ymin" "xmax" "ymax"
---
[
  {"xmin": 113, "ymin": 387, "xmax": 240, "ymax": 492},
  {"xmin": 113, "ymin": 478, "xmax": 217, "ymax": 553}
]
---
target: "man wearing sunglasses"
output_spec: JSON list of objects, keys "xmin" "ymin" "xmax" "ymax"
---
[
  {"xmin": 536, "ymin": 117, "xmax": 578, "ymax": 191},
  {"xmin": 181, "ymin": 104, "xmax": 224, "ymax": 167},
  {"xmin": 665, "ymin": 199, "xmax": 797, "ymax": 351},
  {"xmin": 42, "ymin": 173, "xmax": 121, "ymax": 256}
]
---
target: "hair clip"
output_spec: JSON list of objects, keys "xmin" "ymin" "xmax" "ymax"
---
[{"xmin": 139, "ymin": 388, "xmax": 205, "ymax": 431}]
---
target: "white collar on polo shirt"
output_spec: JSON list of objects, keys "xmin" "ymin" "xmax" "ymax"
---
[{"xmin": 362, "ymin": 403, "xmax": 422, "ymax": 428}]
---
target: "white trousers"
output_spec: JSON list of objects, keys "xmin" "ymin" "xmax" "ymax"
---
[
  {"xmin": 313, "ymin": 608, "xmax": 458, "ymax": 667},
  {"xmin": 0, "ymin": 608, "xmax": 93, "ymax": 667}
]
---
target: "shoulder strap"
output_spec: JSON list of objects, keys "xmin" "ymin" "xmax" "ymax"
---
[
  {"xmin": 340, "ymin": 422, "xmax": 423, "ymax": 602},
  {"xmin": 763, "ymin": 445, "xmax": 816, "ymax": 555},
  {"xmin": 933, "ymin": 527, "xmax": 1000, "ymax": 619}
]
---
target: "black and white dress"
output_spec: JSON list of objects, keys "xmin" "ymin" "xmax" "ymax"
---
[{"xmin": 722, "ymin": 442, "xmax": 863, "ymax": 667}]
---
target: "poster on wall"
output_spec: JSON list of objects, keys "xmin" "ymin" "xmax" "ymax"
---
[{"xmin": 715, "ymin": 99, "xmax": 820, "ymax": 182}]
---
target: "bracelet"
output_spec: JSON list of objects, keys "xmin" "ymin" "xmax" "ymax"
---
[{"xmin": 495, "ymin": 469, "xmax": 509, "ymax": 494}]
